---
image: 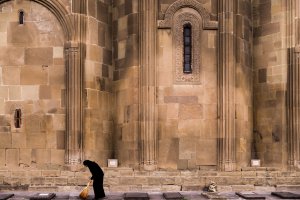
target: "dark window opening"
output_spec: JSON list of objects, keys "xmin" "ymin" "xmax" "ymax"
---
[
  {"xmin": 19, "ymin": 10, "xmax": 24, "ymax": 25},
  {"xmin": 14, "ymin": 109, "xmax": 22, "ymax": 128},
  {"xmin": 183, "ymin": 24, "xmax": 192, "ymax": 73}
]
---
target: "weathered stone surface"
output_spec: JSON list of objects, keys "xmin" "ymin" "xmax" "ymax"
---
[
  {"xmin": 25, "ymin": 48, "xmax": 53, "ymax": 65},
  {"xmin": 179, "ymin": 104, "xmax": 203, "ymax": 120}
]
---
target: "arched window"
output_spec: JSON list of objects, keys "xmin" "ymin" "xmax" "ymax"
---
[
  {"xmin": 14, "ymin": 109, "xmax": 22, "ymax": 128},
  {"xmin": 19, "ymin": 10, "xmax": 24, "ymax": 25},
  {"xmin": 183, "ymin": 24, "xmax": 192, "ymax": 73}
]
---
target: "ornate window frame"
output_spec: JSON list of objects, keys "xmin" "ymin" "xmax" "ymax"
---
[
  {"xmin": 173, "ymin": 9, "xmax": 201, "ymax": 84},
  {"xmin": 158, "ymin": 0, "xmax": 218, "ymax": 84}
]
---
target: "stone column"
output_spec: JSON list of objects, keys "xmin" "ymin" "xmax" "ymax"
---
[
  {"xmin": 139, "ymin": 0, "xmax": 158, "ymax": 170},
  {"xmin": 64, "ymin": 41, "xmax": 84, "ymax": 165},
  {"xmin": 287, "ymin": 46, "xmax": 300, "ymax": 169},
  {"xmin": 217, "ymin": 0, "xmax": 236, "ymax": 171},
  {"xmin": 286, "ymin": 0, "xmax": 300, "ymax": 170}
]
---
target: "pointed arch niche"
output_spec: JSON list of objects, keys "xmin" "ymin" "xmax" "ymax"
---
[{"xmin": 0, "ymin": 0, "xmax": 85, "ymax": 166}]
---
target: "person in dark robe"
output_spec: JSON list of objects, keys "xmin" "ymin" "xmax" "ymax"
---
[{"xmin": 83, "ymin": 160, "xmax": 105, "ymax": 199}]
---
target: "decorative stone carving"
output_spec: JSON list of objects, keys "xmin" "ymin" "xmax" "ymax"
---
[
  {"xmin": 173, "ymin": 11, "xmax": 201, "ymax": 84},
  {"xmin": 158, "ymin": 0, "xmax": 218, "ymax": 30}
]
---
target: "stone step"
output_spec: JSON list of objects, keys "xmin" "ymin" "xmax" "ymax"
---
[
  {"xmin": 28, "ymin": 186, "xmax": 59, "ymax": 192},
  {"xmin": 276, "ymin": 185, "xmax": 300, "ymax": 191}
]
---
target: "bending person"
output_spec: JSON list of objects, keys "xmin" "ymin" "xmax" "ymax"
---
[{"xmin": 83, "ymin": 160, "xmax": 106, "ymax": 199}]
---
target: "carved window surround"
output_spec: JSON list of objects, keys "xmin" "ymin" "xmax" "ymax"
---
[
  {"xmin": 173, "ymin": 9, "xmax": 201, "ymax": 84},
  {"xmin": 158, "ymin": 0, "xmax": 218, "ymax": 85}
]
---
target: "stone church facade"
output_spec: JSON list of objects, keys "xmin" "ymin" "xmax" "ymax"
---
[{"xmin": 0, "ymin": 0, "xmax": 299, "ymax": 191}]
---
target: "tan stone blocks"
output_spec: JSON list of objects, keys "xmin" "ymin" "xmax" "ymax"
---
[
  {"xmin": 0, "ymin": 133, "xmax": 11, "ymax": 148},
  {"xmin": 12, "ymin": 132, "xmax": 26, "ymax": 148},
  {"xmin": 202, "ymin": 119, "xmax": 217, "ymax": 139},
  {"xmin": 8, "ymin": 86, "xmax": 21, "ymax": 100},
  {"xmin": 26, "ymin": 132, "xmax": 46, "ymax": 148},
  {"xmin": 164, "ymin": 96, "xmax": 198, "ymax": 104},
  {"xmin": 32, "ymin": 149, "xmax": 50, "ymax": 164},
  {"xmin": 2, "ymin": 67, "xmax": 20, "ymax": 85},
  {"xmin": 52, "ymin": 114, "xmax": 65, "ymax": 131},
  {"xmin": 178, "ymin": 119, "xmax": 202, "ymax": 137},
  {"xmin": 20, "ymin": 66, "xmax": 48, "ymax": 85},
  {"xmin": 49, "ymin": 65, "xmax": 65, "ymax": 85},
  {"xmin": 0, "ymin": 32, "xmax": 7, "ymax": 46},
  {"xmin": 87, "ymin": 18, "xmax": 99, "ymax": 45},
  {"xmin": 158, "ymin": 139, "xmax": 179, "ymax": 169},
  {"xmin": 25, "ymin": 47, "xmax": 53, "ymax": 65},
  {"xmin": 53, "ymin": 47, "xmax": 64, "ymax": 59},
  {"xmin": 196, "ymin": 139, "xmax": 217, "ymax": 165},
  {"xmin": 0, "ymin": 149, "xmax": 5, "ymax": 167},
  {"xmin": 0, "ymin": 86, "xmax": 8, "ymax": 99},
  {"xmin": 20, "ymin": 148, "xmax": 31, "ymax": 166},
  {"xmin": 6, "ymin": 148, "xmax": 19, "ymax": 167},
  {"xmin": 7, "ymin": 22, "xmax": 37, "ymax": 45},
  {"xmin": 179, "ymin": 104, "xmax": 203, "ymax": 120},
  {"xmin": 21, "ymin": 85, "xmax": 39, "ymax": 100},
  {"xmin": 179, "ymin": 138, "xmax": 196, "ymax": 160},
  {"xmin": 87, "ymin": 45, "xmax": 103, "ymax": 63}
]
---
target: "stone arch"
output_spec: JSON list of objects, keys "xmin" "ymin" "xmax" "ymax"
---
[
  {"xmin": 0, "ymin": 0, "xmax": 84, "ymax": 165},
  {"xmin": 0, "ymin": 0, "xmax": 73, "ymax": 40},
  {"xmin": 158, "ymin": 0, "xmax": 218, "ymax": 30}
]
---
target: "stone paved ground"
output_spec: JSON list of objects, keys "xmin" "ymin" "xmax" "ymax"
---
[{"xmin": 1, "ymin": 190, "xmax": 300, "ymax": 200}]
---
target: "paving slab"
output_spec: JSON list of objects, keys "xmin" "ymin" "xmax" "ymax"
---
[
  {"xmin": 163, "ymin": 192, "xmax": 183, "ymax": 200},
  {"xmin": 124, "ymin": 193, "xmax": 149, "ymax": 200},
  {"xmin": 271, "ymin": 192, "xmax": 300, "ymax": 199},
  {"xmin": 236, "ymin": 192, "xmax": 266, "ymax": 199},
  {"xmin": 0, "ymin": 194, "xmax": 14, "ymax": 200},
  {"xmin": 29, "ymin": 193, "xmax": 56, "ymax": 200}
]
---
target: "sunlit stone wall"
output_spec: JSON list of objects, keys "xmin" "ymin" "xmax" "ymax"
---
[{"xmin": 0, "ymin": 0, "xmax": 66, "ymax": 167}]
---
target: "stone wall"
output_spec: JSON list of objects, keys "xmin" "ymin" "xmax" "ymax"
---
[
  {"xmin": 235, "ymin": 0, "xmax": 253, "ymax": 169},
  {"xmin": 83, "ymin": 0, "xmax": 114, "ymax": 166},
  {"xmin": 253, "ymin": 0, "xmax": 288, "ymax": 167},
  {"xmin": 1, "ymin": 167, "xmax": 299, "ymax": 192},
  {"xmin": 112, "ymin": 0, "xmax": 139, "ymax": 167},
  {"xmin": 0, "ymin": 0, "xmax": 66, "ymax": 167},
  {"xmin": 157, "ymin": 0, "xmax": 218, "ymax": 169}
]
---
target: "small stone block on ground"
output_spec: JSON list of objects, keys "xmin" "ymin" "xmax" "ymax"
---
[
  {"xmin": 201, "ymin": 192, "xmax": 227, "ymax": 199},
  {"xmin": 236, "ymin": 192, "xmax": 266, "ymax": 199},
  {"xmin": 271, "ymin": 192, "xmax": 300, "ymax": 199},
  {"xmin": 53, "ymin": 195, "xmax": 70, "ymax": 199},
  {"xmin": 0, "ymin": 194, "xmax": 14, "ymax": 200},
  {"xmin": 29, "ymin": 193, "xmax": 56, "ymax": 200},
  {"xmin": 163, "ymin": 192, "xmax": 183, "ymax": 199},
  {"xmin": 124, "ymin": 193, "xmax": 149, "ymax": 200}
]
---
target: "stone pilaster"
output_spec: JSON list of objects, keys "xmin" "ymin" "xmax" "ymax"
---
[
  {"xmin": 286, "ymin": 0, "xmax": 300, "ymax": 170},
  {"xmin": 139, "ymin": 0, "xmax": 158, "ymax": 170},
  {"xmin": 64, "ymin": 41, "xmax": 84, "ymax": 165},
  {"xmin": 217, "ymin": 0, "xmax": 236, "ymax": 171},
  {"xmin": 63, "ymin": 0, "xmax": 86, "ymax": 166},
  {"xmin": 287, "ymin": 46, "xmax": 300, "ymax": 169}
]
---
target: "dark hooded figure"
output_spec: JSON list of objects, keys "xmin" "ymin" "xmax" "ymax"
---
[{"xmin": 83, "ymin": 160, "xmax": 105, "ymax": 199}]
